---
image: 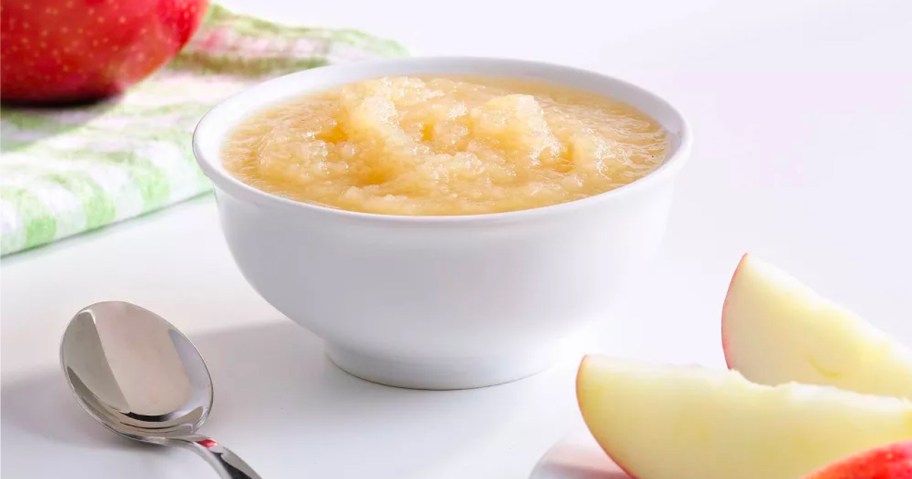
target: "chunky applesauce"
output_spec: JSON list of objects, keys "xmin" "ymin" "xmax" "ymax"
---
[{"xmin": 222, "ymin": 76, "xmax": 668, "ymax": 215}]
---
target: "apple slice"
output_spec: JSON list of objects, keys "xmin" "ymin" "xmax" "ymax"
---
[
  {"xmin": 722, "ymin": 254, "xmax": 912, "ymax": 399},
  {"xmin": 577, "ymin": 355, "xmax": 912, "ymax": 479},
  {"xmin": 805, "ymin": 441, "xmax": 912, "ymax": 479}
]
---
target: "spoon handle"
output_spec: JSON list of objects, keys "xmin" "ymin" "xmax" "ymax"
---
[{"xmin": 171, "ymin": 435, "xmax": 261, "ymax": 479}]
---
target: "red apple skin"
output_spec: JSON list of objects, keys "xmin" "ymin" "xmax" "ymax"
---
[
  {"xmin": 1, "ymin": 0, "xmax": 207, "ymax": 104},
  {"xmin": 576, "ymin": 355, "xmax": 638, "ymax": 479},
  {"xmin": 805, "ymin": 441, "xmax": 912, "ymax": 479},
  {"xmin": 720, "ymin": 253, "xmax": 750, "ymax": 370}
]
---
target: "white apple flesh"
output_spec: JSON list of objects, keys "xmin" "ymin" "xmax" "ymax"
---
[
  {"xmin": 577, "ymin": 355, "xmax": 912, "ymax": 479},
  {"xmin": 722, "ymin": 254, "xmax": 912, "ymax": 399}
]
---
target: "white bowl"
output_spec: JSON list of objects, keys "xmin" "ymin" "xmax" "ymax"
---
[{"xmin": 193, "ymin": 57, "xmax": 691, "ymax": 390}]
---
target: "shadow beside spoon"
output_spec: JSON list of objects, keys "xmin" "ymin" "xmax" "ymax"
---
[{"xmin": 4, "ymin": 318, "xmax": 556, "ymax": 478}]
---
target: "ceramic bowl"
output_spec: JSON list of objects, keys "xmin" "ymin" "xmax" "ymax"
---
[{"xmin": 193, "ymin": 57, "xmax": 691, "ymax": 389}]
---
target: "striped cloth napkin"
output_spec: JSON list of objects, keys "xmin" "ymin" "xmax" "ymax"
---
[{"xmin": 0, "ymin": 5, "xmax": 405, "ymax": 256}]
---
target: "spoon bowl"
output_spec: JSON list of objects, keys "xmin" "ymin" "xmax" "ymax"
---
[{"xmin": 60, "ymin": 301, "xmax": 260, "ymax": 478}]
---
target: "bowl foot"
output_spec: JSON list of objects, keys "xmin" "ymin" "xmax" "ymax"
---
[{"xmin": 325, "ymin": 342, "xmax": 558, "ymax": 390}]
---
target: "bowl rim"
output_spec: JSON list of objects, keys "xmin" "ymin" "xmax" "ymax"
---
[{"xmin": 192, "ymin": 56, "xmax": 692, "ymax": 224}]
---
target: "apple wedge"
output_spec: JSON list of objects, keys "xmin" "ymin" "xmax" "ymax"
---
[
  {"xmin": 577, "ymin": 355, "xmax": 912, "ymax": 479},
  {"xmin": 805, "ymin": 441, "xmax": 912, "ymax": 479},
  {"xmin": 722, "ymin": 254, "xmax": 912, "ymax": 399}
]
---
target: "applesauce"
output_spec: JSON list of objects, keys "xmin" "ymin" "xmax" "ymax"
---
[{"xmin": 222, "ymin": 76, "xmax": 668, "ymax": 215}]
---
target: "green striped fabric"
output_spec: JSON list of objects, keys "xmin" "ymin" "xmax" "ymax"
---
[{"xmin": 0, "ymin": 5, "xmax": 406, "ymax": 255}]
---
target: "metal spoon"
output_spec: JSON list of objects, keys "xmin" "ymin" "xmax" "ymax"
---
[{"xmin": 60, "ymin": 301, "xmax": 260, "ymax": 479}]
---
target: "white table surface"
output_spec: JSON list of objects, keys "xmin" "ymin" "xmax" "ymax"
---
[{"xmin": 2, "ymin": 0, "xmax": 911, "ymax": 477}]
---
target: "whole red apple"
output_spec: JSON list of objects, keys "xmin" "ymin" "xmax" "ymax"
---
[{"xmin": 1, "ymin": 0, "xmax": 207, "ymax": 104}]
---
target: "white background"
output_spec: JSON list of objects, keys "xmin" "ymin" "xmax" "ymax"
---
[{"xmin": 2, "ymin": 0, "xmax": 911, "ymax": 477}]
